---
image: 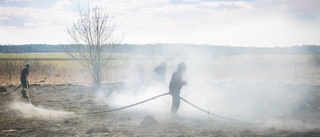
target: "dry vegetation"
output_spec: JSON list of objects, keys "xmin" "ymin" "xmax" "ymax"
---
[
  {"xmin": 1, "ymin": 53, "xmax": 320, "ymax": 136},
  {"xmin": 1, "ymin": 54, "xmax": 320, "ymax": 86}
]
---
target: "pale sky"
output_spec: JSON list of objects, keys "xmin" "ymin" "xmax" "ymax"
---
[{"xmin": 0, "ymin": 0, "xmax": 319, "ymax": 47}]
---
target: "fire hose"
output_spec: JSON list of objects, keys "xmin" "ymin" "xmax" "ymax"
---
[
  {"xmin": 75, "ymin": 93, "xmax": 170, "ymax": 114},
  {"xmin": 75, "ymin": 93, "xmax": 242, "ymax": 122},
  {"xmin": 1, "ymin": 86, "xmax": 243, "ymax": 122},
  {"xmin": 0, "ymin": 84, "xmax": 21, "ymax": 96},
  {"xmin": 1, "ymin": 82, "xmax": 30, "ymax": 103}
]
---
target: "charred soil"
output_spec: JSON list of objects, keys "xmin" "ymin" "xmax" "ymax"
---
[{"xmin": 1, "ymin": 83, "xmax": 320, "ymax": 137}]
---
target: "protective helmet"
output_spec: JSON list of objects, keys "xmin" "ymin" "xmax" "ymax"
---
[
  {"xmin": 25, "ymin": 63, "xmax": 30, "ymax": 68},
  {"xmin": 177, "ymin": 62, "xmax": 186, "ymax": 71}
]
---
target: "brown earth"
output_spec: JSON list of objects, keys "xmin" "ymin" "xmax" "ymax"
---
[{"xmin": 1, "ymin": 83, "xmax": 320, "ymax": 137}]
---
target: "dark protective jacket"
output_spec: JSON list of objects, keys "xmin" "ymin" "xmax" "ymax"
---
[
  {"xmin": 169, "ymin": 70, "xmax": 184, "ymax": 94},
  {"xmin": 20, "ymin": 68, "xmax": 29, "ymax": 88},
  {"xmin": 21, "ymin": 68, "xmax": 29, "ymax": 78},
  {"xmin": 154, "ymin": 64, "xmax": 166, "ymax": 82}
]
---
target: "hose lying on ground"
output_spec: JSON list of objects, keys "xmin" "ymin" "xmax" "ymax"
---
[
  {"xmin": 180, "ymin": 97, "xmax": 240, "ymax": 122},
  {"xmin": 2, "ymin": 85, "xmax": 243, "ymax": 122},
  {"xmin": 75, "ymin": 92, "xmax": 242, "ymax": 122},
  {"xmin": 75, "ymin": 93, "xmax": 170, "ymax": 114},
  {"xmin": 0, "ymin": 84, "xmax": 21, "ymax": 96}
]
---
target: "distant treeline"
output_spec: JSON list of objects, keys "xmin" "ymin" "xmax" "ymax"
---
[{"xmin": 0, "ymin": 44, "xmax": 319, "ymax": 56}]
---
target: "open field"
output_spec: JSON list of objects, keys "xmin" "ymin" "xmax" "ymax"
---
[
  {"xmin": 1, "ymin": 53, "xmax": 320, "ymax": 85},
  {"xmin": 1, "ymin": 83, "xmax": 320, "ymax": 136},
  {"xmin": 1, "ymin": 53, "xmax": 320, "ymax": 136}
]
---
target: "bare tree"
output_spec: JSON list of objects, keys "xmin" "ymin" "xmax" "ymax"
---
[{"xmin": 64, "ymin": 4, "xmax": 122, "ymax": 88}]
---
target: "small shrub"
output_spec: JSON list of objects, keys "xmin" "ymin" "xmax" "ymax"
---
[
  {"xmin": 0, "ymin": 55, "xmax": 23, "ymax": 81},
  {"xmin": 28, "ymin": 59, "xmax": 57, "ymax": 75}
]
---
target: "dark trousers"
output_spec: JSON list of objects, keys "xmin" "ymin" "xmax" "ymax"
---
[
  {"xmin": 20, "ymin": 77, "xmax": 29, "ymax": 99},
  {"xmin": 170, "ymin": 92, "xmax": 180, "ymax": 116},
  {"xmin": 20, "ymin": 77, "xmax": 28, "ymax": 89}
]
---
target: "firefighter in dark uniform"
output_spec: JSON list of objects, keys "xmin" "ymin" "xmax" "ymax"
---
[
  {"xmin": 20, "ymin": 63, "xmax": 30, "ymax": 100},
  {"xmin": 169, "ymin": 62, "xmax": 187, "ymax": 117},
  {"xmin": 154, "ymin": 62, "xmax": 167, "ymax": 82}
]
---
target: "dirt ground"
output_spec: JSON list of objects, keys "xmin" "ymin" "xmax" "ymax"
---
[{"xmin": 1, "ymin": 82, "xmax": 320, "ymax": 137}]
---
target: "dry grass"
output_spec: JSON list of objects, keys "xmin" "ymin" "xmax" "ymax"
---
[{"xmin": 1, "ymin": 53, "xmax": 320, "ymax": 86}]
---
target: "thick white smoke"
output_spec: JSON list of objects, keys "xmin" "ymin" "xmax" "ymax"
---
[
  {"xmin": 9, "ymin": 101, "xmax": 73, "ymax": 120},
  {"xmin": 94, "ymin": 45, "xmax": 319, "ymax": 130}
]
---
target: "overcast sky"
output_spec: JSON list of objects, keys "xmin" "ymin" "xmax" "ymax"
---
[{"xmin": 0, "ymin": 0, "xmax": 319, "ymax": 47}]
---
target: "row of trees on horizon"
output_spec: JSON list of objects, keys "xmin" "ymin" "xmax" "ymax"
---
[{"xmin": 0, "ymin": 44, "xmax": 319, "ymax": 56}]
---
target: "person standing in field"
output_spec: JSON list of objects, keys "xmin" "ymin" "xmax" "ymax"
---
[
  {"xmin": 20, "ymin": 63, "xmax": 30, "ymax": 101},
  {"xmin": 169, "ymin": 62, "xmax": 187, "ymax": 118},
  {"xmin": 154, "ymin": 62, "xmax": 167, "ymax": 82}
]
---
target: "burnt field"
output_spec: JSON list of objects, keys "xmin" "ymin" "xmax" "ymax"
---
[
  {"xmin": 1, "ymin": 54, "xmax": 320, "ymax": 136},
  {"xmin": 1, "ymin": 82, "xmax": 320, "ymax": 137}
]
